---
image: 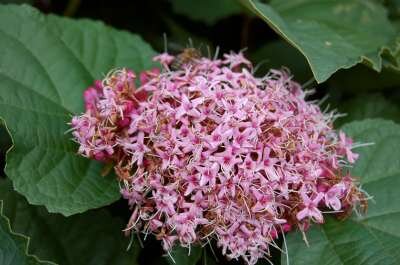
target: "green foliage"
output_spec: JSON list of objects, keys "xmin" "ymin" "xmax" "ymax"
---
[
  {"xmin": 0, "ymin": 200, "xmax": 53, "ymax": 265},
  {"xmin": 166, "ymin": 246, "xmax": 202, "ymax": 265},
  {"xmin": 0, "ymin": 121, "xmax": 12, "ymax": 157},
  {"xmin": 335, "ymin": 94, "xmax": 400, "ymax": 127},
  {"xmin": 284, "ymin": 119, "xmax": 400, "ymax": 265},
  {"xmin": 250, "ymin": 40, "xmax": 312, "ymax": 83},
  {"xmin": 201, "ymin": 248, "xmax": 219, "ymax": 265},
  {"xmin": 241, "ymin": 0, "xmax": 398, "ymax": 83},
  {"xmin": 0, "ymin": 179, "xmax": 139, "ymax": 265},
  {"xmin": 171, "ymin": 0, "xmax": 242, "ymax": 25},
  {"xmin": 327, "ymin": 65, "xmax": 400, "ymax": 95},
  {"xmin": 0, "ymin": 4, "xmax": 156, "ymax": 216}
]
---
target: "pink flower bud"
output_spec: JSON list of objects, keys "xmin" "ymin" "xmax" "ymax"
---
[
  {"xmin": 282, "ymin": 223, "xmax": 292, "ymax": 233},
  {"xmin": 93, "ymin": 151, "xmax": 107, "ymax": 161},
  {"xmin": 118, "ymin": 117, "xmax": 131, "ymax": 128}
]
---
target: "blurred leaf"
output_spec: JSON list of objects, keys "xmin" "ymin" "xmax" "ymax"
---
[
  {"xmin": 0, "ymin": 200, "xmax": 53, "ymax": 265},
  {"xmin": 250, "ymin": 40, "xmax": 312, "ymax": 83},
  {"xmin": 0, "ymin": 0, "xmax": 32, "ymax": 3},
  {"xmin": 283, "ymin": 119, "xmax": 400, "ymax": 265},
  {"xmin": 0, "ymin": 4, "xmax": 156, "ymax": 216},
  {"xmin": 166, "ymin": 246, "xmax": 202, "ymax": 265},
  {"xmin": 385, "ymin": 0, "xmax": 400, "ymax": 20},
  {"xmin": 335, "ymin": 94, "xmax": 400, "ymax": 127},
  {"xmin": 241, "ymin": 0, "xmax": 398, "ymax": 83},
  {"xmin": 171, "ymin": 0, "xmax": 242, "ymax": 25},
  {"xmin": 163, "ymin": 17, "xmax": 213, "ymax": 52},
  {"xmin": 0, "ymin": 178, "xmax": 139, "ymax": 265},
  {"xmin": 327, "ymin": 64, "xmax": 400, "ymax": 95}
]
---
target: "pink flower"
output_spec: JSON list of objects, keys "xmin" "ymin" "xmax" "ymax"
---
[
  {"xmin": 232, "ymin": 128, "xmax": 253, "ymax": 149},
  {"xmin": 196, "ymin": 162, "xmax": 219, "ymax": 186},
  {"xmin": 206, "ymin": 125, "xmax": 233, "ymax": 149},
  {"xmin": 324, "ymin": 183, "xmax": 345, "ymax": 210},
  {"xmin": 153, "ymin": 188, "xmax": 177, "ymax": 216},
  {"xmin": 296, "ymin": 190, "xmax": 324, "ymax": 223},
  {"xmin": 119, "ymin": 132, "xmax": 150, "ymax": 165},
  {"xmin": 161, "ymin": 235, "xmax": 178, "ymax": 251},
  {"xmin": 211, "ymin": 146, "xmax": 242, "ymax": 175},
  {"xmin": 121, "ymin": 188, "xmax": 143, "ymax": 206},
  {"xmin": 256, "ymin": 147, "xmax": 278, "ymax": 180},
  {"xmin": 239, "ymin": 153, "xmax": 257, "ymax": 172},
  {"xmin": 339, "ymin": 131, "xmax": 359, "ymax": 163},
  {"xmin": 183, "ymin": 172, "xmax": 200, "ymax": 196},
  {"xmin": 251, "ymin": 187, "xmax": 275, "ymax": 214},
  {"xmin": 153, "ymin": 52, "xmax": 174, "ymax": 67},
  {"xmin": 282, "ymin": 223, "xmax": 292, "ymax": 233},
  {"xmin": 175, "ymin": 94, "xmax": 202, "ymax": 119},
  {"xmin": 223, "ymin": 51, "xmax": 252, "ymax": 69},
  {"xmin": 83, "ymin": 86, "xmax": 99, "ymax": 112},
  {"xmin": 140, "ymin": 67, "xmax": 160, "ymax": 85}
]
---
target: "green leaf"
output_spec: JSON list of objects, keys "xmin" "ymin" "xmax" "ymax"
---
[
  {"xmin": 241, "ymin": 0, "xmax": 397, "ymax": 83},
  {"xmin": 0, "ymin": 4, "xmax": 156, "ymax": 216},
  {"xmin": 0, "ymin": 201, "xmax": 53, "ymax": 264},
  {"xmin": 283, "ymin": 119, "xmax": 400, "ymax": 265},
  {"xmin": 335, "ymin": 94, "xmax": 400, "ymax": 127},
  {"xmin": 166, "ymin": 246, "xmax": 202, "ymax": 265},
  {"xmin": 0, "ymin": 179, "xmax": 139, "ymax": 265},
  {"xmin": 171, "ymin": 0, "xmax": 242, "ymax": 25}
]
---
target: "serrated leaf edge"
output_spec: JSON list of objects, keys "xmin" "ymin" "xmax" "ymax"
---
[{"xmin": 0, "ymin": 200, "xmax": 58, "ymax": 265}]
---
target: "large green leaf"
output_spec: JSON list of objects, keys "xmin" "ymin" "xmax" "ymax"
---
[
  {"xmin": 283, "ymin": 119, "xmax": 400, "ymax": 265},
  {"xmin": 0, "ymin": 4, "xmax": 156, "ymax": 216},
  {"xmin": 241, "ymin": 0, "xmax": 398, "ymax": 83},
  {"xmin": 0, "ymin": 179, "xmax": 139, "ymax": 265},
  {"xmin": 0, "ymin": 200, "xmax": 53, "ymax": 265}
]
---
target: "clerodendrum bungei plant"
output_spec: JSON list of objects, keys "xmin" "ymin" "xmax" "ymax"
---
[
  {"xmin": 2, "ymin": 1, "xmax": 400, "ymax": 265},
  {"xmin": 70, "ymin": 51, "xmax": 368, "ymax": 265}
]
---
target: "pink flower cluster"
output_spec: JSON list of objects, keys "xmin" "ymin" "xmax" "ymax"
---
[{"xmin": 71, "ymin": 51, "xmax": 366, "ymax": 265}]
